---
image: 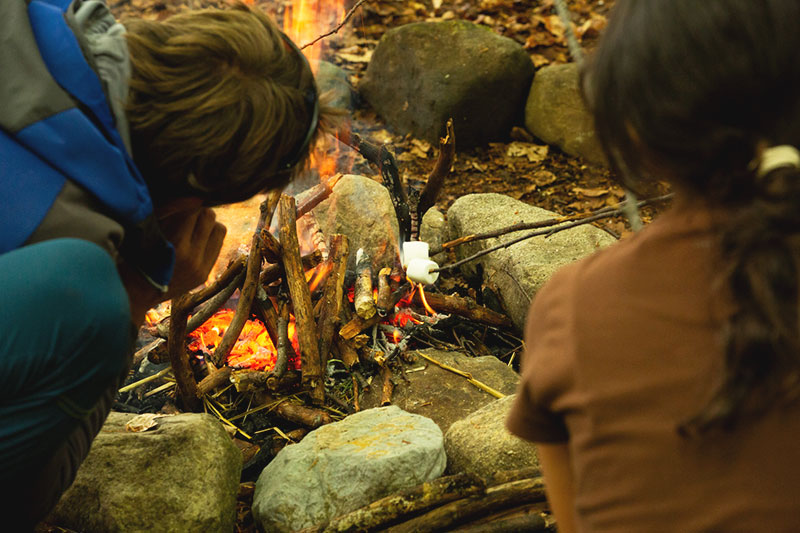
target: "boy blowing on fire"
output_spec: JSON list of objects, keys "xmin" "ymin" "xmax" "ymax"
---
[
  {"xmin": 507, "ymin": 0, "xmax": 800, "ymax": 530},
  {"xmin": 0, "ymin": 0, "xmax": 337, "ymax": 527}
]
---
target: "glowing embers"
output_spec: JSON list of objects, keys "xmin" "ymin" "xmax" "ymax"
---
[{"xmin": 187, "ymin": 309, "xmax": 301, "ymax": 372}]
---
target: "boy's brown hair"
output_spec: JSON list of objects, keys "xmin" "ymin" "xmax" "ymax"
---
[{"xmin": 124, "ymin": 3, "xmax": 319, "ymax": 206}]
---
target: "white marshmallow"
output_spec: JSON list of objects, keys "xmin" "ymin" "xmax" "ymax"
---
[
  {"xmin": 402, "ymin": 241, "xmax": 430, "ymax": 268},
  {"xmin": 406, "ymin": 258, "xmax": 439, "ymax": 285}
]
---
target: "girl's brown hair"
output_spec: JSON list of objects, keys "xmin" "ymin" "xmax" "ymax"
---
[
  {"xmin": 585, "ymin": 0, "xmax": 800, "ymax": 433},
  {"xmin": 124, "ymin": 3, "xmax": 320, "ymax": 205}
]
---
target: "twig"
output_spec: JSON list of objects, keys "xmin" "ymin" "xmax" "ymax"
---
[
  {"xmin": 553, "ymin": 0, "xmax": 584, "ymax": 63},
  {"xmin": 434, "ymin": 194, "xmax": 673, "ymax": 273},
  {"xmin": 268, "ymin": 298, "xmax": 291, "ymax": 389},
  {"xmin": 416, "ymin": 118, "xmax": 456, "ymax": 218},
  {"xmin": 301, "ymin": 0, "xmax": 369, "ymax": 50},
  {"xmin": 415, "ymin": 351, "xmax": 506, "ymax": 399}
]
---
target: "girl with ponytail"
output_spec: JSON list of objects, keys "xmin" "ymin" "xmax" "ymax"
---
[{"xmin": 506, "ymin": 1, "xmax": 800, "ymax": 530}]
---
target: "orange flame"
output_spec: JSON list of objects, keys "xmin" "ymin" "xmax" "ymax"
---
[
  {"xmin": 418, "ymin": 284, "xmax": 436, "ymax": 315},
  {"xmin": 187, "ymin": 309, "xmax": 301, "ymax": 371},
  {"xmin": 307, "ymin": 261, "xmax": 333, "ymax": 292}
]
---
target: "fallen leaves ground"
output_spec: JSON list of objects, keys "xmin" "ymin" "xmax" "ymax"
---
[{"xmin": 111, "ymin": 0, "xmax": 667, "ymax": 240}]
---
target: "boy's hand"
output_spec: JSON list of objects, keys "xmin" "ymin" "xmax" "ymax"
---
[{"xmin": 157, "ymin": 198, "xmax": 227, "ymax": 299}]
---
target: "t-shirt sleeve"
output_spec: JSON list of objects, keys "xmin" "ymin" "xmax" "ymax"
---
[{"xmin": 506, "ymin": 264, "xmax": 579, "ymax": 443}]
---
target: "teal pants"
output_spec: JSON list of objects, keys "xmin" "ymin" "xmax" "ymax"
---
[{"xmin": 0, "ymin": 239, "xmax": 132, "ymax": 527}]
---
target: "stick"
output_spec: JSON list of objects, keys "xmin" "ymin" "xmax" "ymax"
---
[
  {"xmin": 349, "ymin": 133, "xmax": 411, "ymax": 241},
  {"xmin": 209, "ymin": 193, "xmax": 279, "ymax": 367},
  {"xmin": 431, "ymin": 193, "xmax": 673, "ymax": 256},
  {"xmin": 412, "ymin": 291, "xmax": 512, "ymax": 329},
  {"xmin": 415, "ymin": 350, "xmax": 507, "ymax": 399},
  {"xmin": 447, "ymin": 504, "xmax": 549, "ymax": 533},
  {"xmin": 317, "ymin": 235, "xmax": 350, "ymax": 369},
  {"xmin": 260, "ymin": 229, "xmax": 283, "ymax": 265},
  {"xmin": 301, "ymin": 0, "xmax": 369, "ymax": 50},
  {"xmin": 256, "ymin": 392, "xmax": 333, "ymax": 428},
  {"xmin": 260, "ymin": 250, "xmax": 324, "ymax": 288},
  {"xmin": 380, "ymin": 364, "xmax": 394, "ymax": 406},
  {"xmin": 297, "ymin": 473, "xmax": 484, "ymax": 533},
  {"xmin": 187, "ymin": 269, "xmax": 245, "ymax": 334},
  {"xmin": 333, "ymin": 336, "xmax": 360, "ymax": 368},
  {"xmin": 168, "ymin": 294, "xmax": 201, "ymax": 411},
  {"xmin": 385, "ymin": 477, "xmax": 546, "ymax": 533},
  {"xmin": 267, "ymin": 299, "xmax": 291, "ymax": 389},
  {"xmin": 279, "ymin": 195, "xmax": 324, "ymax": 404},
  {"xmin": 354, "ymin": 249, "xmax": 377, "ymax": 319},
  {"xmin": 196, "ymin": 366, "xmax": 233, "ymax": 396},
  {"xmin": 416, "ymin": 118, "xmax": 455, "ymax": 218},
  {"xmin": 298, "ymin": 174, "xmax": 343, "ymax": 218}
]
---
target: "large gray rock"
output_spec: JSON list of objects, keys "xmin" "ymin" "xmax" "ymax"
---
[
  {"xmin": 360, "ymin": 20, "xmax": 535, "ymax": 148},
  {"xmin": 445, "ymin": 395, "xmax": 538, "ymax": 481},
  {"xmin": 448, "ymin": 193, "xmax": 616, "ymax": 330},
  {"xmin": 48, "ymin": 412, "xmax": 241, "ymax": 533},
  {"xmin": 360, "ymin": 349, "xmax": 519, "ymax": 433},
  {"xmin": 313, "ymin": 174, "xmax": 400, "ymax": 272},
  {"xmin": 253, "ymin": 406, "xmax": 445, "ymax": 532},
  {"xmin": 525, "ymin": 62, "xmax": 606, "ymax": 165}
]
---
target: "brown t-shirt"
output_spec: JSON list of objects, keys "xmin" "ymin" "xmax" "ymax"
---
[{"xmin": 507, "ymin": 203, "xmax": 800, "ymax": 531}]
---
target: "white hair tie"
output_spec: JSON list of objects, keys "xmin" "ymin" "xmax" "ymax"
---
[{"xmin": 758, "ymin": 145, "xmax": 800, "ymax": 178}]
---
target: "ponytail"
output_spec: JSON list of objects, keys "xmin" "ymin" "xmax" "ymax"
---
[{"xmin": 681, "ymin": 152, "xmax": 800, "ymax": 435}]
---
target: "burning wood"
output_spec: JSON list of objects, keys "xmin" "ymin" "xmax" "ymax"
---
[{"xmin": 376, "ymin": 267, "xmax": 393, "ymax": 315}]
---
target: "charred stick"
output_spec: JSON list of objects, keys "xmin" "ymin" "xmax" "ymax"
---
[
  {"xmin": 380, "ymin": 364, "xmax": 394, "ymax": 406},
  {"xmin": 416, "ymin": 118, "xmax": 456, "ymax": 218},
  {"xmin": 317, "ymin": 235, "xmax": 350, "ymax": 368},
  {"xmin": 209, "ymin": 196, "xmax": 276, "ymax": 367},
  {"xmin": 279, "ymin": 195, "xmax": 324, "ymax": 404},
  {"xmin": 385, "ymin": 477, "xmax": 546, "ymax": 533},
  {"xmin": 412, "ymin": 291, "xmax": 512, "ymax": 329},
  {"xmin": 298, "ymin": 473, "xmax": 484, "ymax": 533},
  {"xmin": 260, "ymin": 250, "xmax": 324, "ymax": 288},
  {"xmin": 196, "ymin": 366, "xmax": 233, "ymax": 396},
  {"xmin": 430, "ymin": 193, "xmax": 673, "ymax": 256},
  {"xmin": 354, "ymin": 249, "xmax": 377, "ymax": 319},
  {"xmin": 186, "ymin": 269, "xmax": 245, "ymax": 334},
  {"xmin": 297, "ymin": 173, "xmax": 343, "ymax": 217},
  {"xmin": 168, "ymin": 294, "xmax": 201, "ymax": 411},
  {"xmin": 349, "ymin": 133, "xmax": 411, "ymax": 241}
]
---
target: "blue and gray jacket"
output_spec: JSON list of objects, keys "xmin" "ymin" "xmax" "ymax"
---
[{"xmin": 1, "ymin": 0, "xmax": 174, "ymax": 289}]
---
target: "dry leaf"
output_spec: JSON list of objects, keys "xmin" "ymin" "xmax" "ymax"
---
[
  {"xmin": 125, "ymin": 413, "xmax": 161, "ymax": 432},
  {"xmin": 531, "ymin": 54, "xmax": 551, "ymax": 67},
  {"xmin": 532, "ymin": 170, "xmax": 558, "ymax": 186},
  {"xmin": 574, "ymin": 186, "xmax": 610, "ymax": 198},
  {"xmin": 506, "ymin": 142, "xmax": 549, "ymax": 163},
  {"xmin": 411, "ymin": 139, "xmax": 431, "ymax": 153},
  {"xmin": 512, "ymin": 183, "xmax": 538, "ymax": 200},
  {"xmin": 432, "ymin": 0, "xmax": 443, "ymax": 10},
  {"xmin": 471, "ymin": 161, "xmax": 487, "ymax": 172}
]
